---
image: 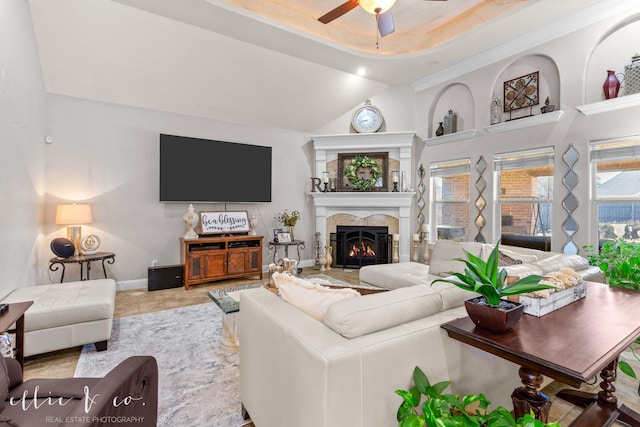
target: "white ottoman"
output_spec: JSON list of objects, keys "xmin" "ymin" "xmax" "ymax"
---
[{"xmin": 1, "ymin": 279, "xmax": 116, "ymax": 356}]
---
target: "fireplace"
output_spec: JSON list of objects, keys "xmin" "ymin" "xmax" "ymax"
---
[
  {"xmin": 310, "ymin": 132, "xmax": 416, "ymax": 263},
  {"xmin": 331, "ymin": 226, "xmax": 390, "ymax": 268}
]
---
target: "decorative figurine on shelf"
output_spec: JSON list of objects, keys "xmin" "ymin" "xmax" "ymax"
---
[
  {"xmin": 435, "ymin": 122, "xmax": 444, "ymax": 136},
  {"xmin": 540, "ymin": 96, "xmax": 555, "ymax": 114},
  {"xmin": 443, "ymin": 109, "xmax": 457, "ymax": 134},
  {"xmin": 490, "ymin": 98, "xmax": 502, "ymax": 124},
  {"xmin": 310, "ymin": 177, "xmax": 323, "ymax": 193},
  {"xmin": 182, "ymin": 204, "xmax": 199, "ymax": 239},
  {"xmin": 248, "ymin": 213, "xmax": 258, "ymax": 235},
  {"xmin": 80, "ymin": 234, "xmax": 100, "ymax": 255}
]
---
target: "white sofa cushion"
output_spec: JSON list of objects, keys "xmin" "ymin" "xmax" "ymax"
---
[
  {"xmin": 323, "ymin": 285, "xmax": 445, "ymax": 339},
  {"xmin": 359, "ymin": 262, "xmax": 436, "ymax": 290},
  {"xmin": 429, "ymin": 240, "xmax": 484, "ymax": 277},
  {"xmin": 532, "ymin": 254, "xmax": 590, "ymax": 274},
  {"xmin": 273, "ymin": 272, "xmax": 359, "ymax": 321}
]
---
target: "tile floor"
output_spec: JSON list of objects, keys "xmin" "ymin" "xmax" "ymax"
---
[{"xmin": 22, "ymin": 268, "xmax": 640, "ymax": 426}]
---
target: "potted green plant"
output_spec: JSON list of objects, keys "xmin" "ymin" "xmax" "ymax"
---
[
  {"xmin": 275, "ymin": 209, "xmax": 301, "ymax": 240},
  {"xmin": 396, "ymin": 366, "xmax": 561, "ymax": 427},
  {"xmin": 584, "ymin": 238, "xmax": 640, "ymax": 290},
  {"xmin": 432, "ymin": 243, "xmax": 554, "ymax": 333},
  {"xmin": 584, "ymin": 239, "xmax": 640, "ymax": 381}
]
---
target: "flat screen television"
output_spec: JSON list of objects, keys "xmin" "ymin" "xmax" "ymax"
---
[{"xmin": 159, "ymin": 134, "xmax": 272, "ymax": 203}]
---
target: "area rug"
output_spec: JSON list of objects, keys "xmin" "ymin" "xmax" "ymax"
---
[{"xmin": 74, "ymin": 303, "xmax": 246, "ymax": 426}]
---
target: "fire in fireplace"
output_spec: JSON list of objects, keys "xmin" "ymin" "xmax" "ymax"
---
[{"xmin": 331, "ymin": 225, "xmax": 390, "ymax": 268}]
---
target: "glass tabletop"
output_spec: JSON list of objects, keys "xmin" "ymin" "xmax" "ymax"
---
[{"xmin": 207, "ymin": 283, "xmax": 265, "ymax": 314}]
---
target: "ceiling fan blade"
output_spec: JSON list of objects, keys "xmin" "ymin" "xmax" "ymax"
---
[
  {"xmin": 377, "ymin": 10, "xmax": 394, "ymax": 37},
  {"xmin": 318, "ymin": 0, "xmax": 359, "ymax": 24}
]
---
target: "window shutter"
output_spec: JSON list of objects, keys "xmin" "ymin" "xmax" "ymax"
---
[
  {"xmin": 430, "ymin": 159, "xmax": 470, "ymax": 177},
  {"xmin": 494, "ymin": 147, "xmax": 554, "ymax": 171}
]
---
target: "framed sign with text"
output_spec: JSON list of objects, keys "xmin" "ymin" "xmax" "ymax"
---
[{"xmin": 198, "ymin": 211, "xmax": 250, "ymax": 235}]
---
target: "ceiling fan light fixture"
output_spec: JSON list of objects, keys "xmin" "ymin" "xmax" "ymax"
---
[{"xmin": 359, "ymin": 0, "xmax": 397, "ymax": 15}]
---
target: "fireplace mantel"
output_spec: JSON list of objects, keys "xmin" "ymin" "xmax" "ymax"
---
[
  {"xmin": 310, "ymin": 132, "xmax": 418, "ymax": 264},
  {"xmin": 311, "ymin": 132, "xmax": 415, "ymax": 181}
]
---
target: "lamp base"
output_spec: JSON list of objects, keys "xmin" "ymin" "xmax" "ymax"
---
[{"xmin": 66, "ymin": 226, "xmax": 82, "ymax": 256}]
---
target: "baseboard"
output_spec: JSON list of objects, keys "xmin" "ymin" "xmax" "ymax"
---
[{"xmin": 116, "ymin": 279, "xmax": 147, "ymax": 291}]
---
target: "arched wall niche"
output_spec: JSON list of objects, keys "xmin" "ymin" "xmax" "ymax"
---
[
  {"xmin": 428, "ymin": 83, "xmax": 474, "ymax": 137},
  {"xmin": 490, "ymin": 54, "xmax": 560, "ymax": 122},
  {"xmin": 584, "ymin": 16, "xmax": 640, "ymax": 103}
]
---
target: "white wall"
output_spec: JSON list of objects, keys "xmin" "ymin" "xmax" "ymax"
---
[
  {"xmin": 414, "ymin": 13, "xmax": 640, "ymax": 253},
  {"xmin": 42, "ymin": 95, "xmax": 313, "ymax": 285},
  {"xmin": 0, "ymin": 0, "xmax": 47, "ymax": 295}
]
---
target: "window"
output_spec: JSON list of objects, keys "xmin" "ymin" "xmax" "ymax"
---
[
  {"xmin": 591, "ymin": 137, "xmax": 640, "ymax": 242},
  {"xmin": 430, "ymin": 159, "xmax": 470, "ymax": 241},
  {"xmin": 494, "ymin": 147, "xmax": 554, "ymax": 238}
]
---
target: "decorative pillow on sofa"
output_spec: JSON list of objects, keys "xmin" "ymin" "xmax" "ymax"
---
[
  {"xmin": 498, "ymin": 247, "xmax": 538, "ymax": 264},
  {"xmin": 273, "ymin": 272, "xmax": 360, "ymax": 321},
  {"xmin": 497, "ymin": 251, "xmax": 523, "ymax": 266},
  {"xmin": 429, "ymin": 240, "xmax": 484, "ymax": 277},
  {"xmin": 532, "ymin": 254, "xmax": 589, "ymax": 274},
  {"xmin": 324, "ymin": 285, "xmax": 444, "ymax": 339}
]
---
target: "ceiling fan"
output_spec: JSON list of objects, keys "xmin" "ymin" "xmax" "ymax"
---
[{"xmin": 318, "ymin": 0, "xmax": 448, "ymax": 37}]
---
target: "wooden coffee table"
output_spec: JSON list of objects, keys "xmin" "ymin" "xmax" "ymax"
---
[{"xmin": 442, "ymin": 281, "xmax": 640, "ymax": 427}]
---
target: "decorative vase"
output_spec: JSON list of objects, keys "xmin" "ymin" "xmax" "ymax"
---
[
  {"xmin": 443, "ymin": 109, "xmax": 457, "ymax": 134},
  {"xmin": 249, "ymin": 214, "xmax": 258, "ymax": 236},
  {"xmin": 463, "ymin": 296, "xmax": 524, "ymax": 333},
  {"xmin": 287, "ymin": 225, "xmax": 295, "ymax": 241},
  {"xmin": 325, "ymin": 245, "xmax": 333, "ymax": 270},
  {"xmin": 182, "ymin": 204, "xmax": 199, "ymax": 239},
  {"xmin": 624, "ymin": 53, "xmax": 640, "ymax": 95},
  {"xmin": 603, "ymin": 70, "xmax": 620, "ymax": 99},
  {"xmin": 435, "ymin": 122, "xmax": 444, "ymax": 136}
]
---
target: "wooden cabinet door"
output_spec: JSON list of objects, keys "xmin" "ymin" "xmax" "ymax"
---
[
  {"xmin": 227, "ymin": 250, "xmax": 248, "ymax": 275},
  {"xmin": 187, "ymin": 254, "xmax": 205, "ymax": 280},
  {"xmin": 204, "ymin": 252, "xmax": 227, "ymax": 278},
  {"xmin": 247, "ymin": 248, "xmax": 262, "ymax": 273}
]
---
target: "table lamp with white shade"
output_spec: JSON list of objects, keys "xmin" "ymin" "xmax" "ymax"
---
[{"xmin": 55, "ymin": 203, "xmax": 92, "ymax": 256}]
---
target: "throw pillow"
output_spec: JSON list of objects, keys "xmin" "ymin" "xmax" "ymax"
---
[
  {"xmin": 497, "ymin": 251, "xmax": 523, "ymax": 266},
  {"xmin": 495, "ymin": 247, "xmax": 538, "ymax": 264},
  {"xmin": 429, "ymin": 240, "xmax": 484, "ymax": 277},
  {"xmin": 273, "ymin": 272, "xmax": 360, "ymax": 321}
]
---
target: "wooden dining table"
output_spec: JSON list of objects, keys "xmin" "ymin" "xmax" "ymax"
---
[{"xmin": 442, "ymin": 281, "xmax": 640, "ymax": 426}]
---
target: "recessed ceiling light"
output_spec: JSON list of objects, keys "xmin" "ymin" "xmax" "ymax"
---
[{"xmin": 356, "ymin": 67, "xmax": 367, "ymax": 77}]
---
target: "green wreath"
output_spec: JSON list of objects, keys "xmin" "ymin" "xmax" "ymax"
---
[{"xmin": 345, "ymin": 156, "xmax": 382, "ymax": 191}]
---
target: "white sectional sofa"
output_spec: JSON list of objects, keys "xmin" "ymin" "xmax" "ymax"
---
[
  {"xmin": 360, "ymin": 240, "xmax": 603, "ymax": 290},
  {"xmin": 239, "ymin": 240, "xmax": 604, "ymax": 427},
  {"xmin": 1, "ymin": 279, "xmax": 116, "ymax": 356}
]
